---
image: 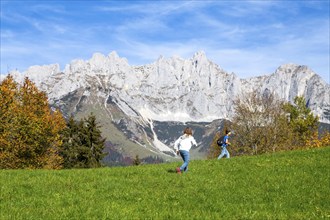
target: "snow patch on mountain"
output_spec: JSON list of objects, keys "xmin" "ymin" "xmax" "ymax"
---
[
  {"xmin": 139, "ymin": 107, "xmax": 220, "ymax": 123},
  {"xmin": 147, "ymin": 119, "xmax": 175, "ymax": 153}
]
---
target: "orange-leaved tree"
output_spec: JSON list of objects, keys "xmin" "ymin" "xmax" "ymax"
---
[{"xmin": 0, "ymin": 75, "xmax": 66, "ymax": 169}]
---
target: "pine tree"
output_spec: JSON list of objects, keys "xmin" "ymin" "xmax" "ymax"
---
[
  {"xmin": 60, "ymin": 113, "xmax": 107, "ymax": 168},
  {"xmin": 133, "ymin": 155, "xmax": 141, "ymax": 166},
  {"xmin": 82, "ymin": 113, "xmax": 107, "ymax": 168},
  {"xmin": 283, "ymin": 96, "xmax": 319, "ymax": 147},
  {"xmin": 60, "ymin": 117, "xmax": 82, "ymax": 168}
]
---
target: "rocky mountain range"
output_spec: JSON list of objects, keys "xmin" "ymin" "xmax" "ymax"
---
[{"xmin": 2, "ymin": 51, "xmax": 329, "ymax": 163}]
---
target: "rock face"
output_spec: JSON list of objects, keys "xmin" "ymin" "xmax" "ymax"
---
[{"xmin": 2, "ymin": 51, "xmax": 329, "ymax": 159}]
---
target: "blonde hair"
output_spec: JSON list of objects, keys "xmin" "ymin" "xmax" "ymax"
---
[{"xmin": 184, "ymin": 127, "xmax": 193, "ymax": 136}]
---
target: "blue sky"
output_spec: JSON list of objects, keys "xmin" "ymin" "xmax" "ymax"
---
[{"xmin": 1, "ymin": 0, "xmax": 329, "ymax": 83}]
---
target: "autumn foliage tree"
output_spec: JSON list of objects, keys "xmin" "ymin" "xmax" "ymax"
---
[
  {"xmin": 217, "ymin": 92, "xmax": 322, "ymax": 157},
  {"xmin": 0, "ymin": 75, "xmax": 66, "ymax": 169},
  {"xmin": 229, "ymin": 91, "xmax": 292, "ymax": 155}
]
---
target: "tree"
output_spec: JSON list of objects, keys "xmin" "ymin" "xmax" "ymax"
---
[
  {"xmin": 133, "ymin": 155, "xmax": 141, "ymax": 166},
  {"xmin": 82, "ymin": 113, "xmax": 107, "ymax": 167},
  {"xmin": 60, "ymin": 113, "xmax": 107, "ymax": 168},
  {"xmin": 0, "ymin": 75, "xmax": 66, "ymax": 169},
  {"xmin": 60, "ymin": 116, "xmax": 82, "ymax": 168},
  {"xmin": 0, "ymin": 75, "xmax": 18, "ymax": 158},
  {"xmin": 283, "ymin": 96, "xmax": 319, "ymax": 147},
  {"xmin": 230, "ymin": 90, "xmax": 291, "ymax": 155}
]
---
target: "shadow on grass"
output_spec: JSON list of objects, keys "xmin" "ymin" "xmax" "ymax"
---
[{"xmin": 167, "ymin": 169, "xmax": 177, "ymax": 173}]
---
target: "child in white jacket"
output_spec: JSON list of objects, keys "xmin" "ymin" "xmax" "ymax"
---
[{"xmin": 174, "ymin": 127, "xmax": 197, "ymax": 174}]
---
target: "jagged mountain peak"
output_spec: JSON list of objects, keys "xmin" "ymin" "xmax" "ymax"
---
[
  {"xmin": 89, "ymin": 51, "xmax": 129, "ymax": 69},
  {"xmin": 274, "ymin": 64, "xmax": 317, "ymax": 80},
  {"xmin": 1, "ymin": 50, "xmax": 329, "ymax": 160},
  {"xmin": 2, "ymin": 51, "xmax": 329, "ymax": 125},
  {"xmin": 192, "ymin": 50, "xmax": 207, "ymax": 61},
  {"xmin": 61, "ymin": 51, "xmax": 130, "ymax": 77},
  {"xmin": 269, "ymin": 64, "xmax": 320, "ymax": 94}
]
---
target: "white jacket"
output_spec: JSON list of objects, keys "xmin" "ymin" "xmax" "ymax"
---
[{"xmin": 174, "ymin": 134, "xmax": 197, "ymax": 152}]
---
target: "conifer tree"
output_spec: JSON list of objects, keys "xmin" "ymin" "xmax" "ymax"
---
[
  {"xmin": 133, "ymin": 155, "xmax": 141, "ymax": 166},
  {"xmin": 60, "ymin": 116, "xmax": 82, "ymax": 168},
  {"xmin": 82, "ymin": 113, "xmax": 107, "ymax": 167},
  {"xmin": 60, "ymin": 113, "xmax": 107, "ymax": 168},
  {"xmin": 283, "ymin": 96, "xmax": 319, "ymax": 147}
]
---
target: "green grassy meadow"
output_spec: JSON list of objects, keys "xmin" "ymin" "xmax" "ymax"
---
[{"xmin": 1, "ymin": 147, "xmax": 329, "ymax": 219}]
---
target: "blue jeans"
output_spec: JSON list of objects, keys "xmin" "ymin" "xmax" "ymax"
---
[
  {"xmin": 179, "ymin": 150, "xmax": 190, "ymax": 172},
  {"xmin": 218, "ymin": 147, "xmax": 230, "ymax": 159}
]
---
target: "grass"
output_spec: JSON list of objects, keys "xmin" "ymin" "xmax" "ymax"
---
[{"xmin": 1, "ymin": 147, "xmax": 329, "ymax": 219}]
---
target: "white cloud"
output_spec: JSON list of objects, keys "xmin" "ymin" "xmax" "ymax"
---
[{"xmin": 1, "ymin": 1, "xmax": 329, "ymax": 83}]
